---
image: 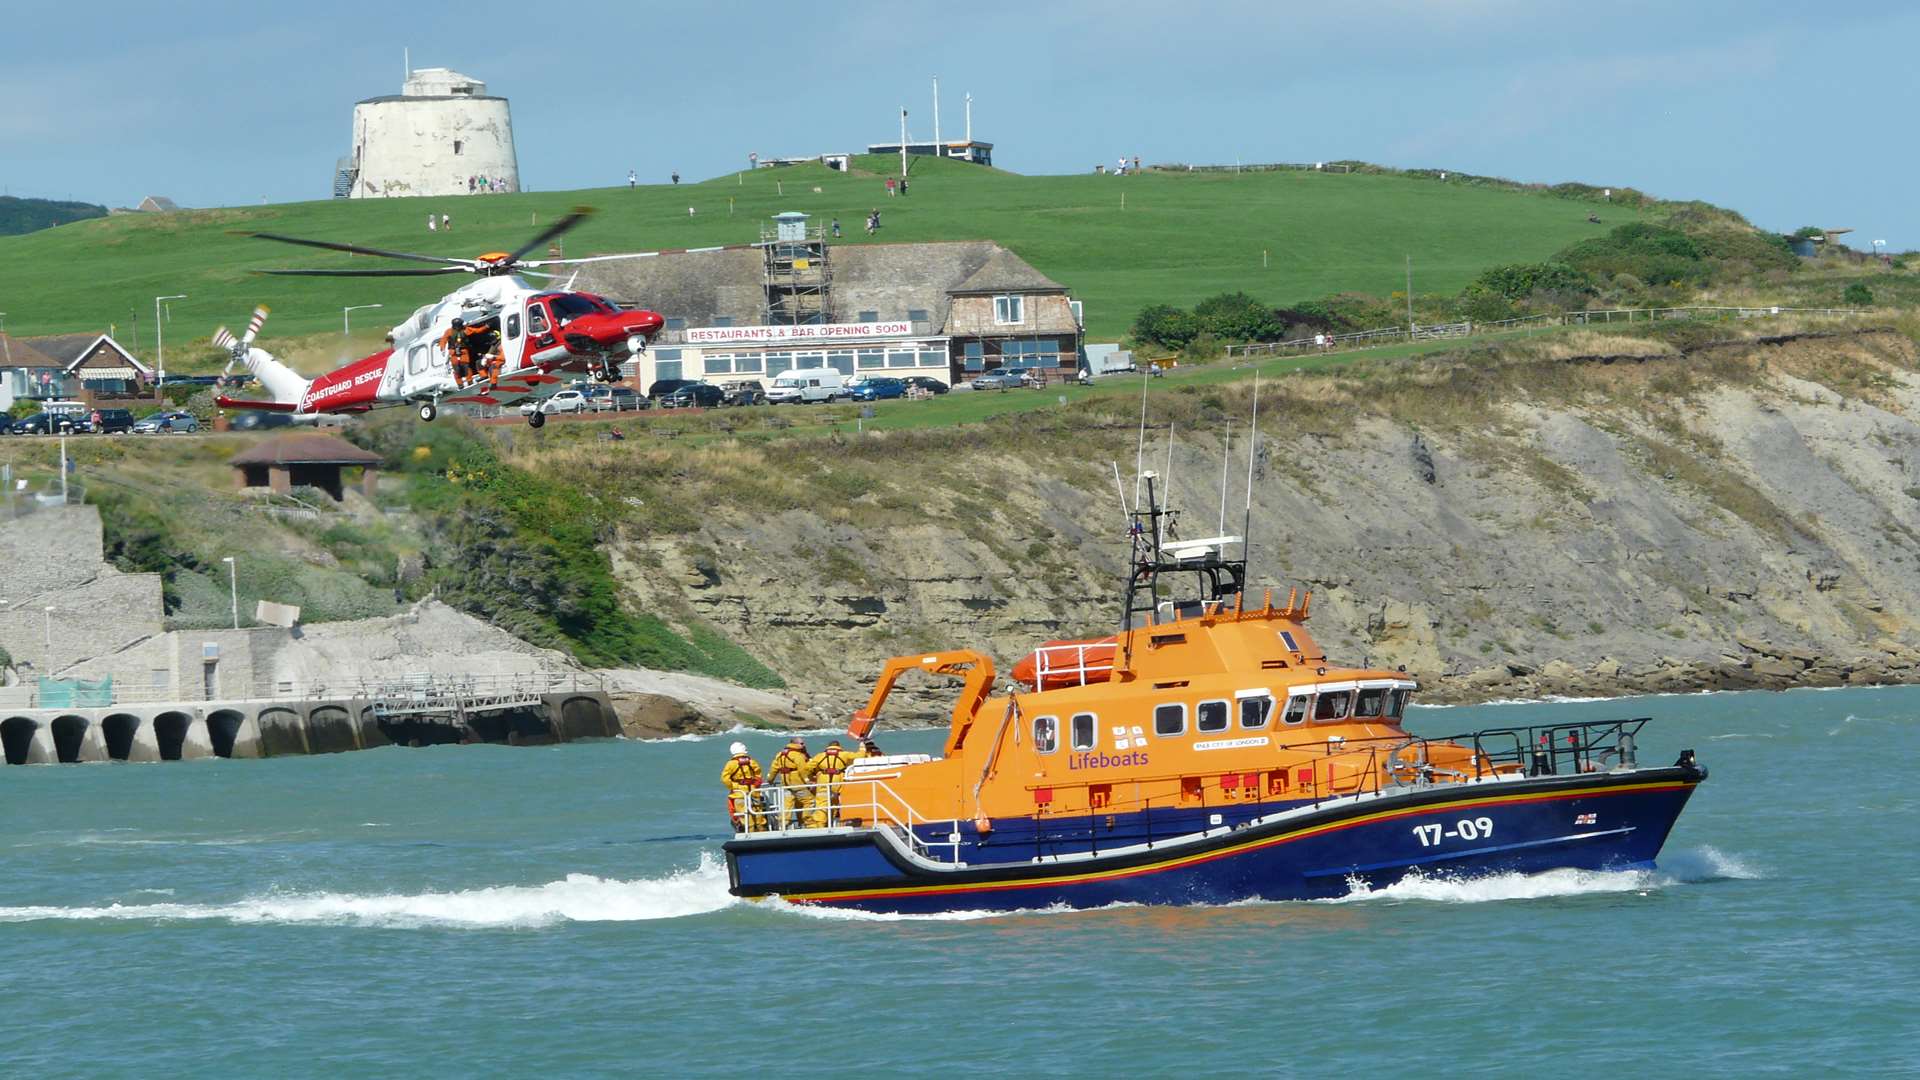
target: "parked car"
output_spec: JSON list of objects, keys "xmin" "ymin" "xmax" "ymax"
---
[
  {"xmin": 540, "ymin": 389, "xmax": 593, "ymax": 414},
  {"xmin": 659, "ymin": 382, "xmax": 726, "ymax": 408},
  {"xmin": 848, "ymin": 376, "xmax": 906, "ymax": 402},
  {"xmin": 92, "ymin": 408, "xmax": 136, "ymax": 434},
  {"xmin": 647, "ymin": 378, "xmax": 702, "ymax": 401},
  {"xmin": 767, "ymin": 367, "xmax": 848, "ymax": 404},
  {"xmin": 0, "ymin": 415, "xmax": 13, "ymax": 435},
  {"xmin": 14, "ymin": 411, "xmax": 82, "ymax": 435},
  {"xmin": 583, "ymin": 385, "xmax": 646, "ymax": 411},
  {"xmin": 229, "ymin": 410, "xmax": 294, "ymax": 431},
  {"xmin": 132, "ymin": 411, "xmax": 200, "ymax": 434},
  {"xmin": 901, "ymin": 376, "xmax": 950, "ymax": 396},
  {"xmin": 723, "ymin": 380, "xmax": 767, "ymax": 406},
  {"xmin": 970, "ymin": 370, "xmax": 1027, "ymax": 391}
]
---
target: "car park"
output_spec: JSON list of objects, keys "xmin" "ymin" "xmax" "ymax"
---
[
  {"xmin": 848, "ymin": 376, "xmax": 907, "ymax": 402},
  {"xmin": 970, "ymin": 370, "xmax": 1027, "ymax": 391},
  {"xmin": 659, "ymin": 382, "xmax": 726, "ymax": 408},
  {"xmin": 131, "ymin": 411, "xmax": 200, "ymax": 434},
  {"xmin": 723, "ymin": 380, "xmax": 767, "ymax": 406},
  {"xmin": 229, "ymin": 410, "xmax": 295, "ymax": 431},
  {"xmin": 901, "ymin": 376, "xmax": 949, "ymax": 396}
]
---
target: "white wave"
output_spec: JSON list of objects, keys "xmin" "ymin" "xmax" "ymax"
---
[
  {"xmin": 1708, "ymin": 732, "xmax": 1776, "ymax": 740},
  {"xmin": 0, "ymin": 854, "xmax": 737, "ymax": 929},
  {"xmin": 756, "ymin": 895, "xmax": 1099, "ymax": 922},
  {"xmin": 1327, "ymin": 846, "xmax": 1759, "ymax": 905}
]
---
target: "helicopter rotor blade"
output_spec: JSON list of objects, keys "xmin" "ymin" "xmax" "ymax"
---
[
  {"xmin": 502, "ymin": 207, "xmax": 593, "ymax": 266},
  {"xmin": 519, "ymin": 242, "xmax": 762, "ymax": 268},
  {"xmin": 252, "ymin": 267, "xmax": 469, "ymax": 277},
  {"xmin": 245, "ymin": 231, "xmax": 467, "ymax": 267}
]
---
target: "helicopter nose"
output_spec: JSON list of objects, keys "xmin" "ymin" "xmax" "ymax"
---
[{"xmin": 625, "ymin": 310, "xmax": 665, "ymax": 337}]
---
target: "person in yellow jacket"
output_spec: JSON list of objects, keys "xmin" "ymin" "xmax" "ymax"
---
[
  {"xmin": 804, "ymin": 740, "xmax": 860, "ymax": 828},
  {"xmin": 766, "ymin": 737, "xmax": 813, "ymax": 828},
  {"xmin": 721, "ymin": 741, "xmax": 764, "ymax": 833}
]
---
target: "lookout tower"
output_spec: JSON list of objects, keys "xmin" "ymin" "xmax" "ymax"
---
[
  {"xmin": 761, "ymin": 212, "xmax": 834, "ymax": 325},
  {"xmin": 336, "ymin": 67, "xmax": 520, "ymax": 199}
]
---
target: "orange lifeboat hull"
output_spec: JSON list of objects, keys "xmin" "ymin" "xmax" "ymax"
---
[{"xmin": 1012, "ymin": 636, "xmax": 1119, "ymax": 689}]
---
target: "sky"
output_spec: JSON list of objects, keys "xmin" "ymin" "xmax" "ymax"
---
[{"xmin": 6, "ymin": 1, "xmax": 1917, "ymax": 249}]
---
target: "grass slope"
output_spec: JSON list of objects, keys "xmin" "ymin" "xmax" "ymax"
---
[{"xmin": 0, "ymin": 156, "xmax": 1642, "ymax": 352}]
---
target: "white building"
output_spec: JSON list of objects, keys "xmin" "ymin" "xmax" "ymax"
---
[{"xmin": 336, "ymin": 67, "xmax": 519, "ymax": 199}]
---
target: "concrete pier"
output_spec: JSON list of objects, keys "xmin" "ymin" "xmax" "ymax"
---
[{"xmin": 0, "ymin": 690, "xmax": 620, "ymax": 766}]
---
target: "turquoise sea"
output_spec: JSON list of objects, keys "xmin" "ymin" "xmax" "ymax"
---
[{"xmin": 3, "ymin": 685, "xmax": 1916, "ymax": 1078}]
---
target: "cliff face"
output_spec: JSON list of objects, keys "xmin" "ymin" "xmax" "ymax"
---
[{"xmin": 606, "ymin": 326, "xmax": 1920, "ymax": 714}]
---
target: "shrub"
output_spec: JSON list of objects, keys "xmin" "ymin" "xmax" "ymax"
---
[
  {"xmin": 1557, "ymin": 223, "xmax": 1707, "ymax": 287},
  {"xmin": 1131, "ymin": 304, "xmax": 1201, "ymax": 349},
  {"xmin": 1472, "ymin": 262, "xmax": 1592, "ymax": 302},
  {"xmin": 1844, "ymin": 283, "xmax": 1875, "ymax": 306},
  {"xmin": 1457, "ymin": 287, "xmax": 1516, "ymax": 323},
  {"xmin": 1192, "ymin": 291, "xmax": 1283, "ymax": 341}
]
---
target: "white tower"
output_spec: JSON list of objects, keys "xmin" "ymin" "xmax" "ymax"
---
[{"xmin": 338, "ymin": 67, "xmax": 519, "ymax": 199}]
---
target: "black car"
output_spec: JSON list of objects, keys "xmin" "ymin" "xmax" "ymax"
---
[
  {"xmin": 93, "ymin": 408, "xmax": 136, "ymax": 434},
  {"xmin": 0, "ymin": 415, "xmax": 14, "ymax": 435},
  {"xmin": 723, "ymin": 380, "xmax": 767, "ymax": 406},
  {"xmin": 659, "ymin": 382, "xmax": 726, "ymax": 408},
  {"xmin": 902, "ymin": 376, "xmax": 950, "ymax": 395},
  {"xmin": 13, "ymin": 411, "xmax": 81, "ymax": 435},
  {"xmin": 647, "ymin": 378, "xmax": 702, "ymax": 401},
  {"xmin": 230, "ymin": 410, "xmax": 295, "ymax": 431}
]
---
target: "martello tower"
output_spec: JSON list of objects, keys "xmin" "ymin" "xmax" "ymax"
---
[{"xmin": 335, "ymin": 67, "xmax": 520, "ymax": 199}]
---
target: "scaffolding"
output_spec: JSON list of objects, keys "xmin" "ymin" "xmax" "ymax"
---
[{"xmin": 760, "ymin": 212, "xmax": 834, "ymax": 325}]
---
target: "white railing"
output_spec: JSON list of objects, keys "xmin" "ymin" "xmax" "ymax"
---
[
  {"xmin": 738, "ymin": 778, "xmax": 965, "ymax": 864},
  {"xmin": 1031, "ymin": 642, "xmax": 1114, "ymax": 688},
  {"xmin": 1225, "ymin": 305, "xmax": 1869, "ymax": 360}
]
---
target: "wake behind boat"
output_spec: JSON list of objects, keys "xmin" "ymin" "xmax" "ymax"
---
[{"xmin": 724, "ymin": 445, "xmax": 1706, "ymax": 915}]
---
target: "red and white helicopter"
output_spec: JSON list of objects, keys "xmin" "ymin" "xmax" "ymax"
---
[{"xmin": 215, "ymin": 209, "xmax": 689, "ymax": 427}]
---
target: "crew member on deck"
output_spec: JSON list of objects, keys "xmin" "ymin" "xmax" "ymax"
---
[
  {"xmin": 804, "ymin": 739, "xmax": 859, "ymax": 828},
  {"xmin": 441, "ymin": 318, "xmax": 482, "ymax": 385},
  {"xmin": 722, "ymin": 741, "xmax": 764, "ymax": 833},
  {"xmin": 767, "ymin": 737, "xmax": 813, "ymax": 828}
]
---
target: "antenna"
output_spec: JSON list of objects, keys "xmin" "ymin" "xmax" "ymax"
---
[
  {"xmin": 404, "ymin": 47, "xmax": 410, "ymax": 81},
  {"xmin": 933, "ymin": 76, "xmax": 941, "ymax": 149},
  {"xmin": 1218, "ymin": 428, "xmax": 1232, "ymax": 535},
  {"xmin": 1111, "ymin": 461, "xmax": 1130, "ymax": 519},
  {"xmin": 1163, "ymin": 422, "xmax": 1177, "ymax": 517},
  {"xmin": 965, "ymin": 93, "xmax": 973, "ymax": 143},
  {"xmin": 1242, "ymin": 375, "xmax": 1260, "ymax": 580},
  {"xmin": 1133, "ymin": 368, "xmax": 1150, "ymax": 507}
]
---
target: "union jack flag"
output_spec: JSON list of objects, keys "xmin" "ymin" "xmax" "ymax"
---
[{"xmin": 1574, "ymin": 812, "xmax": 1597, "ymax": 825}]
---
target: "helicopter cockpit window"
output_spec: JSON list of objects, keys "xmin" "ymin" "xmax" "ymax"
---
[
  {"xmin": 528, "ymin": 306, "xmax": 550, "ymax": 335},
  {"xmin": 547, "ymin": 295, "xmax": 602, "ymax": 323}
]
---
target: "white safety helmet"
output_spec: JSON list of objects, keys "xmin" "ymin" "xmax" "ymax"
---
[{"xmin": 729, "ymin": 742, "xmax": 748, "ymax": 756}]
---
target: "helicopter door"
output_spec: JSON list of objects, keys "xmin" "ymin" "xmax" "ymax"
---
[
  {"xmin": 503, "ymin": 312, "xmax": 522, "ymax": 371},
  {"xmin": 524, "ymin": 301, "xmax": 555, "ymax": 365}
]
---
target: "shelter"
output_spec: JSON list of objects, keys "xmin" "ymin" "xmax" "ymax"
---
[{"xmin": 230, "ymin": 434, "xmax": 382, "ymax": 502}]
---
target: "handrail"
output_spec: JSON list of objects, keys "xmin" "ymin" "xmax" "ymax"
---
[{"xmin": 743, "ymin": 777, "xmax": 965, "ymax": 864}]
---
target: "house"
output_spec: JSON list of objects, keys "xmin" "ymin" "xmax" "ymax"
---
[
  {"xmin": 229, "ymin": 434, "xmax": 383, "ymax": 502},
  {"xmin": 944, "ymin": 248, "xmax": 1082, "ymax": 378},
  {"xmin": 16, "ymin": 333, "xmax": 153, "ymax": 405},
  {"xmin": 0, "ymin": 334, "xmax": 72, "ymax": 412}
]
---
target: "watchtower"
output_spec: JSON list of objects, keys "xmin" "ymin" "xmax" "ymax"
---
[
  {"xmin": 760, "ymin": 212, "xmax": 834, "ymax": 325},
  {"xmin": 337, "ymin": 67, "xmax": 520, "ymax": 199}
]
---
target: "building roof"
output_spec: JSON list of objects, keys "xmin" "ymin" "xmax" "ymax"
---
[
  {"xmin": 0, "ymin": 334, "xmax": 65, "ymax": 369},
  {"xmin": 229, "ymin": 434, "xmax": 383, "ymax": 468},
  {"xmin": 137, "ymin": 196, "xmax": 181, "ymax": 213},
  {"xmin": 576, "ymin": 240, "xmax": 1062, "ymax": 333},
  {"xmin": 16, "ymin": 333, "xmax": 150, "ymax": 376},
  {"xmin": 950, "ymin": 246, "xmax": 1067, "ymax": 294}
]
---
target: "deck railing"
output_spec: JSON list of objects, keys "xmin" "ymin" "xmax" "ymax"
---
[{"xmin": 735, "ymin": 777, "xmax": 965, "ymax": 864}]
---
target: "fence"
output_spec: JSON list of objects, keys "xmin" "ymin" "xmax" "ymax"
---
[
  {"xmin": 1224, "ymin": 305, "xmax": 1869, "ymax": 360},
  {"xmin": 5, "ymin": 668, "xmax": 609, "ymax": 709}
]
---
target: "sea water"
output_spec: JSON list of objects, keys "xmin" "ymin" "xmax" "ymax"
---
[{"xmin": 2, "ymin": 686, "xmax": 1916, "ymax": 1077}]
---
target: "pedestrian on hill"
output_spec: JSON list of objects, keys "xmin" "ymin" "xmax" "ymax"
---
[
  {"xmin": 689, "ymin": 206, "xmax": 697, "ymax": 216},
  {"xmin": 427, "ymin": 213, "xmax": 437, "ymax": 232},
  {"xmin": 671, "ymin": 171, "xmax": 680, "ymax": 185},
  {"xmin": 885, "ymin": 177, "xmax": 896, "ymax": 197},
  {"xmin": 900, "ymin": 177, "xmax": 909, "ymax": 197},
  {"xmin": 467, "ymin": 175, "xmax": 476, "ymax": 193},
  {"xmin": 628, "ymin": 170, "xmax": 636, "ymax": 189},
  {"xmin": 441, "ymin": 213, "xmax": 450, "ymax": 232},
  {"xmin": 831, "ymin": 217, "xmax": 842, "ymax": 238},
  {"xmin": 1133, "ymin": 155, "xmax": 1141, "ymax": 172},
  {"xmin": 865, "ymin": 210, "xmax": 877, "ymax": 236}
]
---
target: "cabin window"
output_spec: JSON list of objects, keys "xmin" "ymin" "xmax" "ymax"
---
[
  {"xmin": 408, "ymin": 344, "xmax": 427, "ymax": 375},
  {"xmin": 1070, "ymin": 713, "xmax": 1097, "ymax": 751},
  {"xmin": 1153, "ymin": 703, "xmax": 1186, "ymax": 737},
  {"xmin": 1240, "ymin": 696, "xmax": 1273, "ymax": 729},
  {"xmin": 1282, "ymin": 696, "xmax": 1310, "ymax": 725},
  {"xmin": 1314, "ymin": 691, "xmax": 1354, "ymax": 722},
  {"xmin": 1033, "ymin": 716, "xmax": 1058, "ymax": 754},
  {"xmin": 1388, "ymin": 689, "xmax": 1409, "ymax": 719},
  {"xmin": 1196, "ymin": 700, "xmax": 1229, "ymax": 733},
  {"xmin": 1355, "ymin": 688, "xmax": 1387, "ymax": 719},
  {"xmin": 506, "ymin": 314, "xmax": 520, "ymax": 338},
  {"xmin": 528, "ymin": 307, "xmax": 549, "ymax": 335}
]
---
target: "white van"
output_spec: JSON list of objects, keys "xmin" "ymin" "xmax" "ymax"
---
[{"xmin": 767, "ymin": 367, "xmax": 847, "ymax": 404}]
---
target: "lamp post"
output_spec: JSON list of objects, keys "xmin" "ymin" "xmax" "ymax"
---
[
  {"xmin": 344, "ymin": 303, "xmax": 383, "ymax": 335},
  {"xmin": 154, "ymin": 294, "xmax": 187, "ymax": 385},
  {"xmin": 222, "ymin": 556, "xmax": 238, "ymax": 629},
  {"xmin": 43, "ymin": 605, "xmax": 54, "ymax": 674}
]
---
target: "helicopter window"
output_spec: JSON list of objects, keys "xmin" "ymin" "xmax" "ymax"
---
[
  {"xmin": 1314, "ymin": 691, "xmax": 1353, "ymax": 722},
  {"xmin": 1153, "ymin": 703, "xmax": 1186, "ymax": 738},
  {"xmin": 408, "ymin": 345, "xmax": 427, "ymax": 375},
  {"xmin": 1033, "ymin": 715, "xmax": 1058, "ymax": 754},
  {"xmin": 1070, "ymin": 713, "xmax": 1097, "ymax": 751},
  {"xmin": 1239, "ymin": 695, "xmax": 1273, "ymax": 729},
  {"xmin": 1354, "ymin": 688, "xmax": 1386, "ymax": 719},
  {"xmin": 547, "ymin": 295, "xmax": 601, "ymax": 322},
  {"xmin": 1196, "ymin": 700, "xmax": 1229, "ymax": 733},
  {"xmin": 1282, "ymin": 695, "xmax": 1310, "ymax": 725},
  {"xmin": 528, "ymin": 306, "xmax": 550, "ymax": 335},
  {"xmin": 506, "ymin": 314, "xmax": 520, "ymax": 338}
]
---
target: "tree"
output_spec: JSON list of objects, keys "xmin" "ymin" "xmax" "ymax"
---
[
  {"xmin": 1843, "ymin": 283, "xmax": 1874, "ymax": 306},
  {"xmin": 1131, "ymin": 304, "xmax": 1201, "ymax": 349},
  {"xmin": 1192, "ymin": 292, "xmax": 1283, "ymax": 341}
]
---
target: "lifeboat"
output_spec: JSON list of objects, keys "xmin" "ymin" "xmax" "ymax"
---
[
  {"xmin": 722, "ymin": 469, "xmax": 1707, "ymax": 914},
  {"xmin": 1011, "ymin": 636, "xmax": 1118, "ymax": 689}
]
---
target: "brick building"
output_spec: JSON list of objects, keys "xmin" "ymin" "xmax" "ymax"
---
[
  {"xmin": 230, "ymin": 434, "xmax": 383, "ymax": 501},
  {"xmin": 0, "ymin": 332, "xmax": 151, "ymax": 411}
]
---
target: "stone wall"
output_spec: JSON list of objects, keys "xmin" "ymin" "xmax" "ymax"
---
[{"xmin": 0, "ymin": 506, "xmax": 164, "ymax": 679}]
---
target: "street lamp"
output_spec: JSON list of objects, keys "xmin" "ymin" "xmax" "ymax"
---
[
  {"xmin": 222, "ymin": 556, "xmax": 239, "ymax": 629},
  {"xmin": 43, "ymin": 605, "xmax": 54, "ymax": 674},
  {"xmin": 344, "ymin": 303, "xmax": 384, "ymax": 335},
  {"xmin": 154, "ymin": 294, "xmax": 187, "ymax": 385}
]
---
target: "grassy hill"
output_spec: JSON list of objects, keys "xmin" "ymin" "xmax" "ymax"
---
[{"xmin": 0, "ymin": 156, "xmax": 1646, "ymax": 360}]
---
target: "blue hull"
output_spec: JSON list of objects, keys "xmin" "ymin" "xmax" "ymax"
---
[{"xmin": 724, "ymin": 767, "xmax": 1705, "ymax": 914}]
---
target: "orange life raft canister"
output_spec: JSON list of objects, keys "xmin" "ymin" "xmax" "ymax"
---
[{"xmin": 1011, "ymin": 636, "xmax": 1119, "ymax": 689}]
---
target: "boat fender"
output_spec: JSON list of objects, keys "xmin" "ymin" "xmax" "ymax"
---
[{"xmin": 973, "ymin": 812, "xmax": 993, "ymax": 835}]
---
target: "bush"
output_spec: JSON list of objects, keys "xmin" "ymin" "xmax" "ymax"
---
[
  {"xmin": 1472, "ymin": 263, "xmax": 1592, "ymax": 302},
  {"xmin": 1192, "ymin": 291, "xmax": 1283, "ymax": 341},
  {"xmin": 1131, "ymin": 304, "xmax": 1201, "ymax": 349},
  {"xmin": 1844, "ymin": 283, "xmax": 1875, "ymax": 306},
  {"xmin": 1457, "ymin": 286, "xmax": 1516, "ymax": 323},
  {"xmin": 1557, "ymin": 223, "xmax": 1707, "ymax": 287}
]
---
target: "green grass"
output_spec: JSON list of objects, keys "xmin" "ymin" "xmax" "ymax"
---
[{"xmin": 0, "ymin": 156, "xmax": 1646, "ymax": 352}]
